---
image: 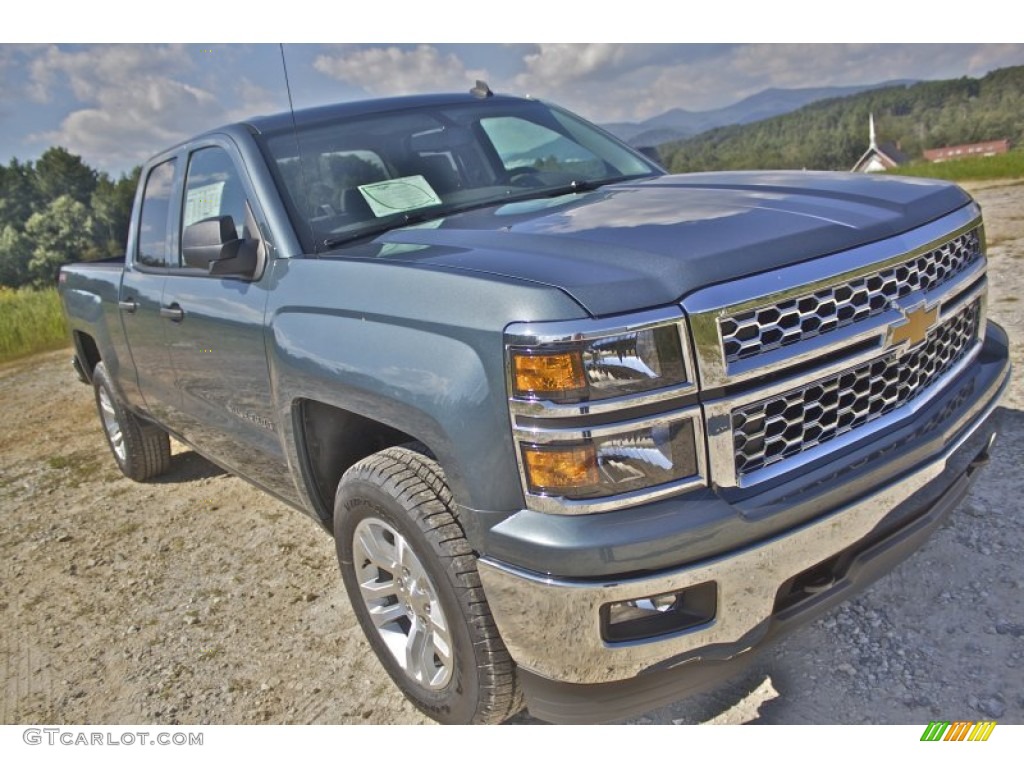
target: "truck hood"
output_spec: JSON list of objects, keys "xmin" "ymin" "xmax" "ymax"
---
[{"xmin": 355, "ymin": 171, "xmax": 974, "ymax": 317}]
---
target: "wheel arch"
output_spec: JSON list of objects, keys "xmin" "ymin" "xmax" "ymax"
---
[
  {"xmin": 72, "ymin": 330, "xmax": 102, "ymax": 382},
  {"xmin": 293, "ymin": 398, "xmax": 432, "ymax": 526}
]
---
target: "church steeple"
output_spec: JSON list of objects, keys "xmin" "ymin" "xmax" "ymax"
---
[{"xmin": 852, "ymin": 111, "xmax": 907, "ymax": 172}]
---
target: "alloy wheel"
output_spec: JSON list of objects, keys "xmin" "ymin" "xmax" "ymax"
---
[{"xmin": 351, "ymin": 517, "xmax": 454, "ymax": 689}]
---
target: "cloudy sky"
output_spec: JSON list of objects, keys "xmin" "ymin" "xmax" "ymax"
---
[{"xmin": 3, "ymin": 41, "xmax": 1023, "ymax": 175}]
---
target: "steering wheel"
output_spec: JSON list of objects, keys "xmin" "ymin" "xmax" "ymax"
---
[{"xmin": 506, "ymin": 166, "xmax": 545, "ymax": 188}]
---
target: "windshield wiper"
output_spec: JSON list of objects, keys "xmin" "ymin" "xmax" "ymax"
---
[
  {"xmin": 318, "ymin": 175, "xmax": 646, "ymax": 251},
  {"xmin": 538, "ymin": 175, "xmax": 641, "ymax": 198},
  {"xmin": 320, "ymin": 210, "xmax": 444, "ymax": 251}
]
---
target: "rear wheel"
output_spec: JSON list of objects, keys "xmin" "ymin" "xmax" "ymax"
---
[
  {"xmin": 334, "ymin": 445, "xmax": 523, "ymax": 724},
  {"xmin": 92, "ymin": 362, "xmax": 171, "ymax": 481}
]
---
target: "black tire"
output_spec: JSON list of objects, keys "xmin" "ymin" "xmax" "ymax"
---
[
  {"xmin": 334, "ymin": 445, "xmax": 523, "ymax": 724},
  {"xmin": 92, "ymin": 362, "xmax": 171, "ymax": 481}
]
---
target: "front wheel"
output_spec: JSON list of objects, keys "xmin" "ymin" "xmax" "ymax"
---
[{"xmin": 334, "ymin": 445, "xmax": 523, "ymax": 724}]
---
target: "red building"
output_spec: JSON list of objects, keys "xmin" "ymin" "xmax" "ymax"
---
[{"xmin": 923, "ymin": 139, "xmax": 1010, "ymax": 163}]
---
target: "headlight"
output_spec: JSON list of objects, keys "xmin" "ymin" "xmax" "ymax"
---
[
  {"xmin": 521, "ymin": 416, "xmax": 700, "ymax": 501},
  {"xmin": 511, "ymin": 350, "xmax": 587, "ymax": 401},
  {"xmin": 509, "ymin": 323, "xmax": 688, "ymax": 404},
  {"xmin": 506, "ymin": 311, "xmax": 705, "ymax": 514}
]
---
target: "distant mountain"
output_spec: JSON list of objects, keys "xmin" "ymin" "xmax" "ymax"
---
[
  {"xmin": 658, "ymin": 65, "xmax": 1024, "ymax": 173},
  {"xmin": 603, "ymin": 81, "xmax": 917, "ymax": 146},
  {"xmin": 626, "ymin": 128, "xmax": 690, "ymax": 148},
  {"xmin": 602, "ymin": 122, "xmax": 642, "ymax": 140}
]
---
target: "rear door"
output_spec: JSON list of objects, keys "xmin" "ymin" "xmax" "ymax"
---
[{"xmin": 119, "ymin": 157, "xmax": 179, "ymax": 422}]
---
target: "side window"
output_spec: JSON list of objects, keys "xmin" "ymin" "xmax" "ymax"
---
[
  {"xmin": 136, "ymin": 159, "xmax": 176, "ymax": 268},
  {"xmin": 181, "ymin": 146, "xmax": 249, "ymax": 265}
]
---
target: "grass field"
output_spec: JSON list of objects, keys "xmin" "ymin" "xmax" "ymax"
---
[
  {"xmin": 0, "ymin": 287, "xmax": 69, "ymax": 363},
  {"xmin": 888, "ymin": 149, "xmax": 1024, "ymax": 182}
]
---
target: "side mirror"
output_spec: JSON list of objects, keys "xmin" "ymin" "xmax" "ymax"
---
[{"xmin": 182, "ymin": 216, "xmax": 258, "ymax": 278}]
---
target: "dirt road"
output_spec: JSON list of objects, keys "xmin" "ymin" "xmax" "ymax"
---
[{"xmin": 2, "ymin": 182, "xmax": 1022, "ymax": 725}]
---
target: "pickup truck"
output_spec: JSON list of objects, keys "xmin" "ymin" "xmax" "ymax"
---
[{"xmin": 59, "ymin": 88, "xmax": 1011, "ymax": 724}]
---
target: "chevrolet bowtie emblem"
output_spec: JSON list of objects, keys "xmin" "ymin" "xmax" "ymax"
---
[{"xmin": 887, "ymin": 303, "xmax": 939, "ymax": 349}]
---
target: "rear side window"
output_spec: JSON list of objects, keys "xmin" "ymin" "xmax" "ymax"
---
[{"xmin": 136, "ymin": 159, "xmax": 176, "ymax": 268}]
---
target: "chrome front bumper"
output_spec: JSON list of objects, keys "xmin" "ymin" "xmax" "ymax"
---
[{"xmin": 478, "ymin": 340, "xmax": 1010, "ymax": 685}]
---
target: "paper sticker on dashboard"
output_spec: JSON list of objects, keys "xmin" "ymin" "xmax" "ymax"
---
[{"xmin": 358, "ymin": 176, "xmax": 442, "ymax": 217}]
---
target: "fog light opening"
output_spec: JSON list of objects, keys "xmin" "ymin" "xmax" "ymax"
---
[{"xmin": 601, "ymin": 581, "xmax": 717, "ymax": 643}]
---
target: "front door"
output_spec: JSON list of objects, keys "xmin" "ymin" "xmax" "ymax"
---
[{"xmin": 161, "ymin": 142, "xmax": 294, "ymax": 500}]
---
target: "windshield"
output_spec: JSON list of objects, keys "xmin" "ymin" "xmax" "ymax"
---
[{"xmin": 260, "ymin": 98, "xmax": 661, "ymax": 252}]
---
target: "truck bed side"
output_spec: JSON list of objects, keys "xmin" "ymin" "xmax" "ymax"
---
[{"xmin": 59, "ymin": 263, "xmax": 140, "ymax": 404}]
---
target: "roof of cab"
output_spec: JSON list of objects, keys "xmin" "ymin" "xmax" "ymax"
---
[
  {"xmin": 144, "ymin": 92, "xmax": 532, "ymax": 164},
  {"xmin": 244, "ymin": 92, "xmax": 530, "ymax": 134}
]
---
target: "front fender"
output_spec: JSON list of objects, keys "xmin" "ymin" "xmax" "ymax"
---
[{"xmin": 264, "ymin": 255, "xmax": 588, "ymax": 515}]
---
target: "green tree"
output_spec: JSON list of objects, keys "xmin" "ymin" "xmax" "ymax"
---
[
  {"xmin": 0, "ymin": 225, "xmax": 33, "ymax": 287},
  {"xmin": 91, "ymin": 167, "xmax": 140, "ymax": 257},
  {"xmin": 0, "ymin": 159, "xmax": 40, "ymax": 233},
  {"xmin": 33, "ymin": 147, "xmax": 97, "ymax": 207},
  {"xmin": 24, "ymin": 195, "xmax": 94, "ymax": 286},
  {"xmin": 661, "ymin": 65, "xmax": 1024, "ymax": 174}
]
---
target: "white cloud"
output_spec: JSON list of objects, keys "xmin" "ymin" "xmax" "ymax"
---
[
  {"xmin": 518, "ymin": 44, "xmax": 631, "ymax": 84},
  {"xmin": 515, "ymin": 44, "xmax": 688, "ymax": 87},
  {"xmin": 7, "ymin": 42, "xmax": 1024, "ymax": 171},
  {"xmin": 313, "ymin": 45, "xmax": 487, "ymax": 95},
  {"xmin": 0, "ymin": 44, "xmax": 48, "ymax": 105},
  {"xmin": 509, "ymin": 45, "xmax": 731, "ymax": 120},
  {"xmin": 227, "ymin": 78, "xmax": 286, "ymax": 122},
  {"xmin": 22, "ymin": 44, "xmax": 285, "ymax": 170},
  {"xmin": 509, "ymin": 43, "xmax": 1024, "ymax": 123},
  {"xmin": 27, "ymin": 44, "xmax": 195, "ymax": 103},
  {"xmin": 725, "ymin": 43, "xmax": 1024, "ymax": 90}
]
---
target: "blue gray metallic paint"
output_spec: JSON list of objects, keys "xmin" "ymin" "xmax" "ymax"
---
[
  {"xmin": 354, "ymin": 172, "xmax": 972, "ymax": 318},
  {"xmin": 264, "ymin": 255, "xmax": 587, "ymax": 518},
  {"xmin": 60, "ymin": 265, "xmax": 135, "ymax": 398},
  {"xmin": 58, "ymin": 93, "xmax": 993, "ymax": 582}
]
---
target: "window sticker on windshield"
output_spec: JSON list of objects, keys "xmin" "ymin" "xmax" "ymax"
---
[
  {"xmin": 358, "ymin": 175, "xmax": 441, "ymax": 217},
  {"xmin": 183, "ymin": 182, "xmax": 225, "ymax": 228}
]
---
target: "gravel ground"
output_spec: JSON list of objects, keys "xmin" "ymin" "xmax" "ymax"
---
[{"xmin": 2, "ymin": 182, "xmax": 1022, "ymax": 726}]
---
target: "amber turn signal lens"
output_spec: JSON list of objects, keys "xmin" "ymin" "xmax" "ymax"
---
[
  {"xmin": 522, "ymin": 444, "xmax": 599, "ymax": 495},
  {"xmin": 511, "ymin": 351, "xmax": 587, "ymax": 400}
]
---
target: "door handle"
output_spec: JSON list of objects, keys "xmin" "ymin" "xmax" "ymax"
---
[
  {"xmin": 160, "ymin": 304, "xmax": 185, "ymax": 322},
  {"xmin": 117, "ymin": 298, "xmax": 137, "ymax": 313}
]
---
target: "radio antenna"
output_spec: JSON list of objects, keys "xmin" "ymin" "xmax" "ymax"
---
[
  {"xmin": 279, "ymin": 43, "xmax": 299, "ymax": 123},
  {"xmin": 278, "ymin": 43, "xmax": 317, "ymax": 254}
]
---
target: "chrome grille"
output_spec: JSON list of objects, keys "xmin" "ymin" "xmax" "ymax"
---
[
  {"xmin": 720, "ymin": 228, "xmax": 982, "ymax": 364},
  {"xmin": 732, "ymin": 300, "xmax": 980, "ymax": 476},
  {"xmin": 773, "ymin": 378, "xmax": 976, "ymax": 505}
]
